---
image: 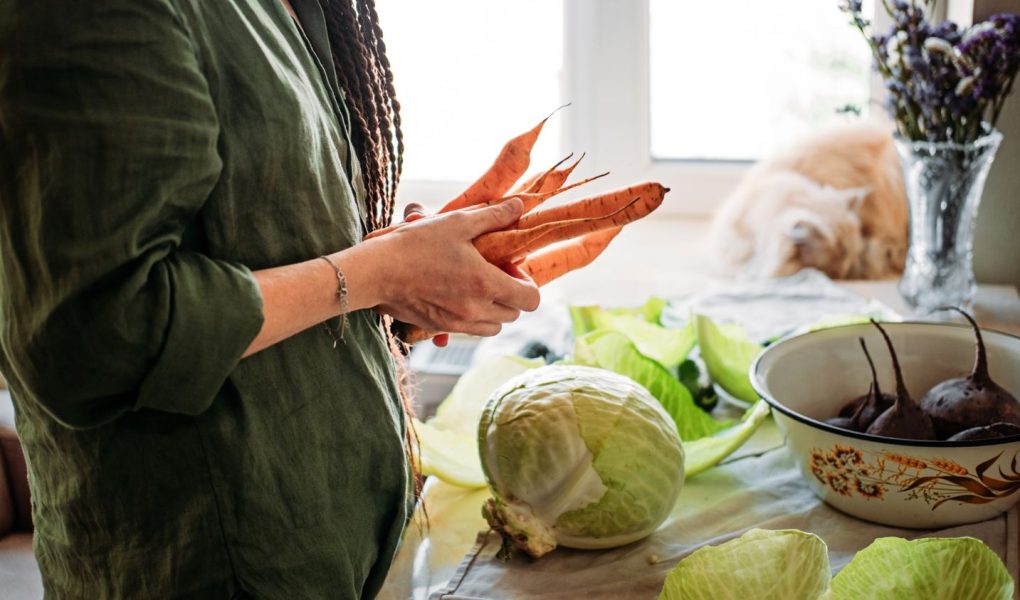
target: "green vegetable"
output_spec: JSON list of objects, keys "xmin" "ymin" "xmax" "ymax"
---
[
  {"xmin": 570, "ymin": 303, "xmax": 695, "ymax": 370},
  {"xmin": 659, "ymin": 529, "xmax": 830, "ymax": 600},
  {"xmin": 416, "ymin": 355, "xmax": 542, "ymax": 487},
  {"xmin": 573, "ymin": 330, "xmax": 732, "ymax": 440},
  {"xmin": 479, "ymin": 365, "xmax": 685, "ymax": 559},
  {"xmin": 827, "ymin": 537, "xmax": 1014, "ymax": 599},
  {"xmin": 420, "ymin": 300, "xmax": 775, "ymax": 490},
  {"xmin": 683, "ymin": 399, "xmax": 770, "ymax": 477},
  {"xmin": 695, "ymin": 314, "xmax": 763, "ymax": 404},
  {"xmin": 677, "ymin": 359, "xmax": 717, "ymax": 413},
  {"xmin": 659, "ymin": 529, "xmax": 1014, "ymax": 600},
  {"xmin": 569, "ymin": 296, "xmax": 667, "ymax": 337}
]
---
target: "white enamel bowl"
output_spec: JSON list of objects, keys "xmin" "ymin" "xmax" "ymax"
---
[{"xmin": 751, "ymin": 321, "xmax": 1020, "ymax": 529}]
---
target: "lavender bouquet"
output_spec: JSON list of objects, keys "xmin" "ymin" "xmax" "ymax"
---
[{"xmin": 841, "ymin": 0, "xmax": 1020, "ymax": 144}]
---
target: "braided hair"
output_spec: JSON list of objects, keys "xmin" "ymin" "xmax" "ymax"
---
[
  {"xmin": 320, "ymin": 0, "xmax": 425, "ymax": 506},
  {"xmin": 321, "ymin": 0, "xmax": 403, "ymax": 233}
]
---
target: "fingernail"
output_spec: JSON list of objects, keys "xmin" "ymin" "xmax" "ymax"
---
[
  {"xmin": 504, "ymin": 197, "xmax": 523, "ymax": 213},
  {"xmin": 404, "ymin": 203, "xmax": 425, "ymax": 218}
]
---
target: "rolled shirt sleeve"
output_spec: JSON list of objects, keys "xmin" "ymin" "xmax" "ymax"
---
[{"xmin": 0, "ymin": 1, "xmax": 264, "ymax": 427}]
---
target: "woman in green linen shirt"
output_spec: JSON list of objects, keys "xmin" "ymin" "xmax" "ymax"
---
[{"xmin": 0, "ymin": 0, "xmax": 539, "ymax": 597}]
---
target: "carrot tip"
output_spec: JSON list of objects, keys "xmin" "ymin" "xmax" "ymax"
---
[{"xmin": 540, "ymin": 104, "xmax": 572, "ymax": 124}]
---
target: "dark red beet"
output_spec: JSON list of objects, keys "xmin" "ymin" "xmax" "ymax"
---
[
  {"xmin": 851, "ymin": 338, "xmax": 895, "ymax": 430},
  {"xmin": 947, "ymin": 422, "xmax": 1020, "ymax": 441},
  {"xmin": 825, "ymin": 416, "xmax": 856, "ymax": 430},
  {"xmin": 827, "ymin": 382, "xmax": 877, "ymax": 431},
  {"xmin": 919, "ymin": 309, "xmax": 1020, "ymax": 439},
  {"xmin": 865, "ymin": 320, "xmax": 936, "ymax": 440},
  {"xmin": 828, "ymin": 339, "xmax": 894, "ymax": 432}
]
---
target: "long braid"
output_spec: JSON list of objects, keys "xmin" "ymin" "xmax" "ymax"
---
[
  {"xmin": 357, "ymin": 0, "xmax": 403, "ymax": 205},
  {"xmin": 319, "ymin": 0, "xmax": 421, "ymax": 506},
  {"xmin": 321, "ymin": 0, "xmax": 395, "ymax": 230}
]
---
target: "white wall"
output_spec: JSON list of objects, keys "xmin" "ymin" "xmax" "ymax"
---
[{"xmin": 965, "ymin": 1, "xmax": 1020, "ymax": 287}]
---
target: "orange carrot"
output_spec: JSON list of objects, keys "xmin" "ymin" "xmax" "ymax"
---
[
  {"xmin": 475, "ymin": 187, "xmax": 666, "ymax": 265},
  {"xmin": 395, "ymin": 187, "xmax": 665, "ymax": 345},
  {"xmin": 512, "ymin": 153, "xmax": 574, "ymax": 195},
  {"xmin": 536, "ymin": 153, "xmax": 586, "ymax": 195},
  {"xmin": 513, "ymin": 182, "xmax": 667, "ymax": 231},
  {"xmin": 520, "ymin": 227, "xmax": 622, "ymax": 286},
  {"xmin": 367, "ymin": 172, "xmax": 607, "ymax": 243},
  {"xmin": 439, "ymin": 106, "xmax": 567, "ymax": 213},
  {"xmin": 486, "ymin": 171, "xmax": 609, "ymax": 214}
]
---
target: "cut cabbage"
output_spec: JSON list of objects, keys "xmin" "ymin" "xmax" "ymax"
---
[{"xmin": 479, "ymin": 365, "xmax": 685, "ymax": 558}]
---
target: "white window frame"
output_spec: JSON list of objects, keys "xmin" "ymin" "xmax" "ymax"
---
[
  {"xmin": 397, "ymin": 0, "xmax": 884, "ymax": 218},
  {"xmin": 563, "ymin": 0, "xmax": 752, "ymax": 218}
]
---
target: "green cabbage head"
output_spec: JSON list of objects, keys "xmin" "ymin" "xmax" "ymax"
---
[{"xmin": 478, "ymin": 364, "xmax": 685, "ymax": 559}]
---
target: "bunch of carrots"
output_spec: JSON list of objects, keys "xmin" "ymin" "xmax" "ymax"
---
[{"xmin": 373, "ymin": 109, "xmax": 669, "ymax": 344}]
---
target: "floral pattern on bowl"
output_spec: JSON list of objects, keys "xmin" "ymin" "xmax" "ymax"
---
[{"xmin": 810, "ymin": 444, "xmax": 1020, "ymax": 509}]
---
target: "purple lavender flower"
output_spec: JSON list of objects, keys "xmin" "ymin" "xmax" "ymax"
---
[
  {"xmin": 931, "ymin": 21, "xmax": 963, "ymax": 45},
  {"xmin": 841, "ymin": 0, "xmax": 1020, "ymax": 143}
]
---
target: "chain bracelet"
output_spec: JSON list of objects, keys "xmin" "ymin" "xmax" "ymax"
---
[{"xmin": 318, "ymin": 255, "xmax": 349, "ymax": 347}]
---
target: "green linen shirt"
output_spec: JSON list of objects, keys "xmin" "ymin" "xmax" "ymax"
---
[{"xmin": 0, "ymin": 0, "xmax": 410, "ymax": 597}]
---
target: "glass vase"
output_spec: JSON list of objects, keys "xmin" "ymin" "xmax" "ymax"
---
[{"xmin": 894, "ymin": 129, "xmax": 1003, "ymax": 318}]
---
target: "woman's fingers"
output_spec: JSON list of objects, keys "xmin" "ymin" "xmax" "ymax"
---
[
  {"xmin": 364, "ymin": 203, "xmax": 428, "ymax": 239},
  {"xmin": 403, "ymin": 203, "xmax": 426, "ymax": 221},
  {"xmin": 502, "ymin": 261, "xmax": 533, "ymax": 282},
  {"xmin": 479, "ymin": 300, "xmax": 522, "ymax": 324},
  {"xmin": 483, "ymin": 263, "xmax": 540, "ymax": 314},
  {"xmin": 460, "ymin": 197, "xmax": 523, "ymax": 238},
  {"xmin": 445, "ymin": 319, "xmax": 503, "ymax": 338},
  {"xmin": 364, "ymin": 196, "xmax": 541, "ymax": 340}
]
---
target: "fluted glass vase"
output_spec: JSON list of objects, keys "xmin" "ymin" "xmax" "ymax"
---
[{"xmin": 895, "ymin": 129, "xmax": 1003, "ymax": 317}]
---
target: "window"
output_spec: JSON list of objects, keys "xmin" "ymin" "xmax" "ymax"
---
[
  {"xmin": 379, "ymin": 0, "xmax": 877, "ymax": 215},
  {"xmin": 376, "ymin": 1, "xmax": 564, "ymax": 204},
  {"xmin": 648, "ymin": 0, "xmax": 873, "ymax": 161}
]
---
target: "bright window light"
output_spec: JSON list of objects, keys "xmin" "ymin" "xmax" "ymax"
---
[
  {"xmin": 376, "ymin": 1, "xmax": 565, "ymax": 184},
  {"xmin": 649, "ymin": 0, "xmax": 874, "ymax": 162}
]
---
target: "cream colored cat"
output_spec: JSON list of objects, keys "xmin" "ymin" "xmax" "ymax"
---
[{"xmin": 707, "ymin": 121, "xmax": 907, "ymax": 280}]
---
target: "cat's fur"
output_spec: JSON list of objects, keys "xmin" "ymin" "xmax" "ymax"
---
[{"xmin": 707, "ymin": 121, "xmax": 908, "ymax": 280}]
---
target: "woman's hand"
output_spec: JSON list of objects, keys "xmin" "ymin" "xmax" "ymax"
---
[
  {"xmin": 363, "ymin": 198, "xmax": 540, "ymax": 338},
  {"xmin": 241, "ymin": 199, "xmax": 538, "ymax": 358},
  {"xmin": 398, "ymin": 204, "xmax": 450, "ymax": 347}
]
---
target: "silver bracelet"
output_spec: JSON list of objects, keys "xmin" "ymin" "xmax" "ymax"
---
[{"xmin": 318, "ymin": 255, "xmax": 349, "ymax": 347}]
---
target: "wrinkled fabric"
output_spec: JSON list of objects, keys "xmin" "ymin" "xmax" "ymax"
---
[
  {"xmin": 0, "ymin": 0, "xmax": 409, "ymax": 597},
  {"xmin": 383, "ymin": 437, "xmax": 1019, "ymax": 600}
]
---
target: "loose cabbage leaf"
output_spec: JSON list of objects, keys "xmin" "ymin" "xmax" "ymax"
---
[
  {"xmin": 659, "ymin": 529, "xmax": 830, "ymax": 600},
  {"xmin": 827, "ymin": 537, "xmax": 1014, "ymax": 600},
  {"xmin": 570, "ymin": 297, "xmax": 667, "ymax": 336},
  {"xmin": 432, "ymin": 355, "xmax": 543, "ymax": 425},
  {"xmin": 416, "ymin": 422, "xmax": 487, "ymax": 488},
  {"xmin": 659, "ymin": 531, "xmax": 1014, "ymax": 600},
  {"xmin": 569, "ymin": 303, "xmax": 694, "ymax": 370},
  {"xmin": 573, "ymin": 330, "xmax": 731, "ymax": 441},
  {"xmin": 683, "ymin": 399, "xmax": 770, "ymax": 477},
  {"xmin": 695, "ymin": 314, "xmax": 763, "ymax": 404}
]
